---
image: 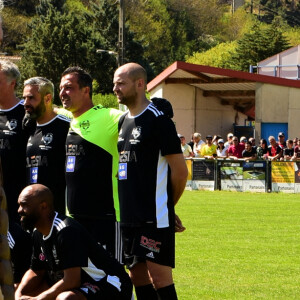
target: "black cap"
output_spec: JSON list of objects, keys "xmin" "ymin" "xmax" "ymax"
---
[
  {"xmin": 278, "ymin": 132, "xmax": 285, "ymax": 137},
  {"xmin": 206, "ymin": 135, "xmax": 213, "ymax": 139}
]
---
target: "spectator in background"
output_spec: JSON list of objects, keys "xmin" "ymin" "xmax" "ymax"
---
[
  {"xmin": 293, "ymin": 137, "xmax": 298, "ymax": 147},
  {"xmin": 277, "ymin": 132, "xmax": 286, "ymax": 149},
  {"xmin": 201, "ymin": 135, "xmax": 217, "ymax": 159},
  {"xmin": 224, "ymin": 132, "xmax": 233, "ymax": 148},
  {"xmin": 187, "ymin": 134, "xmax": 194, "ymax": 149},
  {"xmin": 249, "ymin": 137, "xmax": 256, "ymax": 152},
  {"xmin": 267, "ymin": 136, "xmax": 283, "ymax": 161},
  {"xmin": 240, "ymin": 136, "xmax": 247, "ymax": 145},
  {"xmin": 282, "ymin": 139, "xmax": 294, "ymax": 161},
  {"xmin": 178, "ymin": 134, "xmax": 194, "ymax": 158},
  {"xmin": 292, "ymin": 139, "xmax": 300, "ymax": 161},
  {"xmin": 242, "ymin": 141, "xmax": 257, "ymax": 161},
  {"xmin": 259, "ymin": 139, "xmax": 269, "ymax": 159},
  {"xmin": 227, "ymin": 136, "xmax": 245, "ymax": 159},
  {"xmin": 212, "ymin": 134, "xmax": 222, "ymax": 145},
  {"xmin": 193, "ymin": 132, "xmax": 205, "ymax": 157},
  {"xmin": 216, "ymin": 139, "xmax": 228, "ymax": 158}
]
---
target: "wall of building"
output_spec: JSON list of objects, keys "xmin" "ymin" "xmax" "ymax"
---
[
  {"xmin": 255, "ymin": 83, "xmax": 300, "ymax": 140},
  {"xmin": 150, "ymin": 83, "xmax": 247, "ymax": 140},
  {"xmin": 258, "ymin": 45, "xmax": 300, "ymax": 79}
]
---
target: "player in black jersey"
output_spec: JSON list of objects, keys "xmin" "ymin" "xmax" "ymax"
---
[
  {"xmin": 0, "ymin": 60, "xmax": 27, "ymax": 223},
  {"xmin": 59, "ymin": 67, "xmax": 123, "ymax": 262},
  {"xmin": 8, "ymin": 221, "xmax": 32, "ymax": 287},
  {"xmin": 114, "ymin": 63, "xmax": 188, "ymax": 300},
  {"xmin": 23, "ymin": 77, "xmax": 70, "ymax": 214},
  {"xmin": 15, "ymin": 184, "xmax": 132, "ymax": 300}
]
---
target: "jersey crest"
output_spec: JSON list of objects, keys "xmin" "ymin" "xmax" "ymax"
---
[
  {"xmin": 6, "ymin": 119, "xmax": 17, "ymax": 131},
  {"xmin": 79, "ymin": 120, "xmax": 90, "ymax": 131},
  {"xmin": 132, "ymin": 126, "xmax": 141, "ymax": 139},
  {"xmin": 42, "ymin": 133, "xmax": 53, "ymax": 145}
]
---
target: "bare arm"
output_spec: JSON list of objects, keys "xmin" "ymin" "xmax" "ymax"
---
[
  {"xmin": 16, "ymin": 268, "xmax": 81, "ymax": 300},
  {"xmin": 15, "ymin": 269, "xmax": 47, "ymax": 299},
  {"xmin": 165, "ymin": 153, "xmax": 188, "ymax": 206}
]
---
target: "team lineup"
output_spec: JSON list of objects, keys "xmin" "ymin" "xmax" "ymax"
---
[{"xmin": 0, "ymin": 59, "xmax": 188, "ymax": 300}]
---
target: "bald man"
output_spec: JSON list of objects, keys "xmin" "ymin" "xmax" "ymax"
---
[
  {"xmin": 114, "ymin": 63, "xmax": 188, "ymax": 300},
  {"xmin": 15, "ymin": 184, "xmax": 132, "ymax": 300},
  {"xmin": 59, "ymin": 66, "xmax": 123, "ymax": 262}
]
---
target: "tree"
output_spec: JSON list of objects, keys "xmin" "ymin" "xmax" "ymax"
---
[
  {"xmin": 90, "ymin": 0, "xmax": 149, "ymax": 83},
  {"xmin": 1, "ymin": 7, "xmax": 31, "ymax": 54},
  {"xmin": 19, "ymin": 1, "xmax": 109, "ymax": 103},
  {"xmin": 232, "ymin": 21, "xmax": 290, "ymax": 71},
  {"xmin": 186, "ymin": 41, "xmax": 237, "ymax": 69}
]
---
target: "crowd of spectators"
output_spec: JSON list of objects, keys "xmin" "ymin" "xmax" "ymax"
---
[{"xmin": 178, "ymin": 131, "xmax": 300, "ymax": 161}]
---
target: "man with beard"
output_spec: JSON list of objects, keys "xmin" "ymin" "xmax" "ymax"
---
[
  {"xmin": 15, "ymin": 184, "xmax": 132, "ymax": 300},
  {"xmin": 114, "ymin": 63, "xmax": 187, "ymax": 300},
  {"xmin": 23, "ymin": 77, "xmax": 70, "ymax": 214},
  {"xmin": 59, "ymin": 67, "xmax": 123, "ymax": 262}
]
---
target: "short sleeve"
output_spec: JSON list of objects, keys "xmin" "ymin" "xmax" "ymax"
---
[
  {"xmin": 156, "ymin": 116, "xmax": 182, "ymax": 156},
  {"xmin": 57, "ymin": 227, "xmax": 88, "ymax": 270}
]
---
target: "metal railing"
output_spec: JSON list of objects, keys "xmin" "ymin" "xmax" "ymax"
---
[{"xmin": 249, "ymin": 64, "xmax": 300, "ymax": 80}]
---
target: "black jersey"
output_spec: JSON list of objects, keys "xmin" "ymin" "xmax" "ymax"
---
[
  {"xmin": 242, "ymin": 147, "xmax": 256, "ymax": 158},
  {"xmin": 65, "ymin": 106, "xmax": 122, "ymax": 221},
  {"xmin": 283, "ymin": 148, "xmax": 294, "ymax": 157},
  {"xmin": 0, "ymin": 101, "xmax": 27, "ymax": 222},
  {"xmin": 26, "ymin": 115, "xmax": 70, "ymax": 214},
  {"xmin": 8, "ymin": 221, "xmax": 32, "ymax": 283},
  {"xmin": 31, "ymin": 213, "xmax": 129, "ymax": 288},
  {"xmin": 117, "ymin": 103, "xmax": 182, "ymax": 228}
]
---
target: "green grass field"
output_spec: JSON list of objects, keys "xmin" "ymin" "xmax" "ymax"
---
[{"xmin": 174, "ymin": 190, "xmax": 300, "ymax": 299}]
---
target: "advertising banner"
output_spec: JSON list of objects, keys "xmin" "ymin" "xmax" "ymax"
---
[
  {"xmin": 294, "ymin": 162, "xmax": 300, "ymax": 193},
  {"xmin": 192, "ymin": 159, "xmax": 215, "ymax": 191},
  {"xmin": 272, "ymin": 162, "xmax": 295, "ymax": 192},
  {"xmin": 192, "ymin": 160, "xmax": 215, "ymax": 181},
  {"xmin": 220, "ymin": 161, "xmax": 243, "ymax": 191},
  {"xmin": 242, "ymin": 161, "xmax": 266, "ymax": 192}
]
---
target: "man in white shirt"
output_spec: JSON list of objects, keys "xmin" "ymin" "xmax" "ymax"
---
[{"xmin": 193, "ymin": 132, "xmax": 205, "ymax": 157}]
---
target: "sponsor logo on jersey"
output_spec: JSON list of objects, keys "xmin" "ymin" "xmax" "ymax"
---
[
  {"xmin": 119, "ymin": 150, "xmax": 137, "ymax": 163},
  {"xmin": 140, "ymin": 236, "xmax": 161, "ymax": 253},
  {"xmin": 66, "ymin": 156, "xmax": 76, "ymax": 172},
  {"xmin": 66, "ymin": 144, "xmax": 85, "ymax": 156},
  {"xmin": 82, "ymin": 282, "xmax": 100, "ymax": 294},
  {"xmin": 118, "ymin": 163, "xmax": 127, "ymax": 180},
  {"xmin": 6, "ymin": 119, "xmax": 17, "ymax": 131},
  {"xmin": 42, "ymin": 133, "xmax": 53, "ymax": 145},
  {"xmin": 26, "ymin": 155, "xmax": 48, "ymax": 167},
  {"xmin": 30, "ymin": 167, "xmax": 38, "ymax": 183}
]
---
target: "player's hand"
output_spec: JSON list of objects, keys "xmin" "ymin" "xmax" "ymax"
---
[{"xmin": 175, "ymin": 214, "xmax": 186, "ymax": 233}]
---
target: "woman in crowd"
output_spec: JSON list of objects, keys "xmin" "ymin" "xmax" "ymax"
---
[{"xmin": 216, "ymin": 139, "xmax": 228, "ymax": 158}]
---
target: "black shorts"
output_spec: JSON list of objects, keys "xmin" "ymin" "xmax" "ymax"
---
[
  {"xmin": 74, "ymin": 218, "xmax": 123, "ymax": 263},
  {"xmin": 121, "ymin": 225, "xmax": 175, "ymax": 269},
  {"xmin": 77, "ymin": 275, "xmax": 132, "ymax": 300}
]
